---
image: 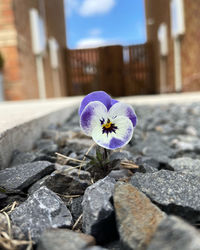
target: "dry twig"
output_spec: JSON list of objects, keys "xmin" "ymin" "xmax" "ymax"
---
[
  {"xmin": 121, "ymin": 161, "xmax": 139, "ymax": 169},
  {"xmin": 72, "ymin": 214, "xmax": 83, "ymax": 231},
  {"xmin": 55, "ymin": 153, "xmax": 85, "ymax": 164}
]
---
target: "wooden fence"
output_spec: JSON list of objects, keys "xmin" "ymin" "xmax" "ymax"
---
[{"xmin": 66, "ymin": 43, "xmax": 155, "ymax": 97}]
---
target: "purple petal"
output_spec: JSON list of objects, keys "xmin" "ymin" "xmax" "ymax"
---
[
  {"xmin": 109, "ymin": 138, "xmax": 124, "ymax": 149},
  {"xmin": 79, "ymin": 91, "xmax": 113, "ymax": 115},
  {"xmin": 126, "ymin": 106, "xmax": 137, "ymax": 127},
  {"xmin": 111, "ymin": 99, "xmax": 119, "ymax": 106},
  {"xmin": 108, "ymin": 102, "xmax": 137, "ymax": 128},
  {"xmin": 80, "ymin": 101, "xmax": 107, "ymax": 136}
]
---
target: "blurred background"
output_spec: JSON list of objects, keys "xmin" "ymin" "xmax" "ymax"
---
[{"xmin": 0, "ymin": 0, "xmax": 199, "ymax": 101}]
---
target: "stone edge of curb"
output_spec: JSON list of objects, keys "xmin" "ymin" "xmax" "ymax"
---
[{"xmin": 0, "ymin": 100, "xmax": 79, "ymax": 169}]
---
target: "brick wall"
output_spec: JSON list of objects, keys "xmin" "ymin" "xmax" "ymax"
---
[
  {"xmin": 0, "ymin": 0, "xmax": 68, "ymax": 100},
  {"xmin": 0, "ymin": 0, "xmax": 22, "ymax": 100},
  {"xmin": 145, "ymin": 0, "xmax": 200, "ymax": 93}
]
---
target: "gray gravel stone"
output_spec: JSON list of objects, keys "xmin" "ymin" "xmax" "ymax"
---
[
  {"xmin": 69, "ymin": 196, "xmax": 83, "ymax": 221},
  {"xmin": 85, "ymin": 247, "xmax": 108, "ymax": 250},
  {"xmin": 169, "ymin": 157, "xmax": 200, "ymax": 176},
  {"xmin": 114, "ymin": 183, "xmax": 165, "ymax": 250},
  {"xmin": 109, "ymin": 150, "xmax": 132, "ymax": 162},
  {"xmin": 10, "ymin": 186, "xmax": 73, "ymax": 242},
  {"xmin": 44, "ymin": 169, "xmax": 91, "ymax": 195},
  {"xmin": 108, "ymin": 169, "xmax": 132, "ymax": 180},
  {"xmin": 42, "ymin": 129, "xmax": 60, "ymax": 141},
  {"xmin": 10, "ymin": 151, "xmax": 37, "ymax": 167},
  {"xmin": 34, "ymin": 139, "xmax": 58, "ymax": 154},
  {"xmin": 147, "ymin": 216, "xmax": 200, "ymax": 250},
  {"xmin": 0, "ymin": 213, "xmax": 25, "ymax": 240},
  {"xmin": 130, "ymin": 133, "xmax": 173, "ymax": 164},
  {"xmin": 0, "ymin": 192, "xmax": 7, "ymax": 202},
  {"xmin": 104, "ymin": 240, "xmax": 121, "ymax": 250},
  {"xmin": 28, "ymin": 175, "xmax": 50, "ymax": 194},
  {"xmin": 0, "ymin": 161, "xmax": 54, "ymax": 190},
  {"xmin": 37, "ymin": 228, "xmax": 95, "ymax": 250},
  {"xmin": 131, "ymin": 170, "xmax": 200, "ymax": 223},
  {"xmin": 82, "ymin": 176, "xmax": 117, "ymax": 244}
]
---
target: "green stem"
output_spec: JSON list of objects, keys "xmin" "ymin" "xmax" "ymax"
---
[{"xmin": 104, "ymin": 148, "xmax": 108, "ymax": 160}]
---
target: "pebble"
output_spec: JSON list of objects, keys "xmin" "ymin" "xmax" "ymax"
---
[
  {"xmin": 114, "ymin": 183, "xmax": 165, "ymax": 250},
  {"xmin": 147, "ymin": 216, "xmax": 200, "ymax": 250},
  {"xmin": 168, "ymin": 157, "xmax": 200, "ymax": 176},
  {"xmin": 44, "ymin": 169, "xmax": 91, "ymax": 195},
  {"xmin": 10, "ymin": 186, "xmax": 73, "ymax": 242},
  {"xmin": 37, "ymin": 228, "xmax": 96, "ymax": 250},
  {"xmin": 82, "ymin": 176, "xmax": 117, "ymax": 244}
]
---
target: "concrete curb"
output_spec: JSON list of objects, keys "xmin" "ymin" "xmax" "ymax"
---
[
  {"xmin": 0, "ymin": 97, "xmax": 82, "ymax": 169},
  {"xmin": 118, "ymin": 91, "xmax": 200, "ymax": 105}
]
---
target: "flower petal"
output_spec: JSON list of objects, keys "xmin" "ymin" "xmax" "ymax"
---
[
  {"xmin": 111, "ymin": 99, "xmax": 119, "ymax": 106},
  {"xmin": 79, "ymin": 91, "xmax": 112, "ymax": 115},
  {"xmin": 108, "ymin": 102, "xmax": 137, "ymax": 127},
  {"xmin": 80, "ymin": 101, "xmax": 108, "ymax": 136},
  {"xmin": 92, "ymin": 116, "xmax": 134, "ymax": 150}
]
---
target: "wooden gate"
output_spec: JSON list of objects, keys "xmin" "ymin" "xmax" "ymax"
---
[{"xmin": 67, "ymin": 43, "xmax": 155, "ymax": 96}]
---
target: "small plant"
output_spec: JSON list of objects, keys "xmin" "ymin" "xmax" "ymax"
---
[{"xmin": 85, "ymin": 146, "xmax": 111, "ymax": 170}]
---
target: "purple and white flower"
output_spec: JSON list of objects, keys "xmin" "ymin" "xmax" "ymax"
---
[{"xmin": 79, "ymin": 91, "xmax": 137, "ymax": 150}]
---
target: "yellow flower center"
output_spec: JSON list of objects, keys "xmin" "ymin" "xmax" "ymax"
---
[{"xmin": 102, "ymin": 121, "xmax": 112, "ymax": 129}]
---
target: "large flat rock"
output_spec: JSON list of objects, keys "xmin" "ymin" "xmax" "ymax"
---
[
  {"xmin": 131, "ymin": 170, "xmax": 200, "ymax": 223},
  {"xmin": 0, "ymin": 161, "xmax": 54, "ymax": 190}
]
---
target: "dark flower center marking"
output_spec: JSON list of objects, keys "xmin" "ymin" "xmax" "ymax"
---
[{"xmin": 101, "ymin": 118, "xmax": 118, "ymax": 135}]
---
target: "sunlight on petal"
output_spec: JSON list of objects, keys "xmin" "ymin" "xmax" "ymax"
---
[
  {"xmin": 108, "ymin": 102, "xmax": 137, "ymax": 127},
  {"xmin": 80, "ymin": 101, "xmax": 108, "ymax": 135}
]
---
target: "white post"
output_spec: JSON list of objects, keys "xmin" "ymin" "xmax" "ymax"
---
[
  {"xmin": 36, "ymin": 55, "xmax": 46, "ymax": 99},
  {"xmin": 174, "ymin": 37, "xmax": 182, "ymax": 92},
  {"xmin": 160, "ymin": 57, "xmax": 167, "ymax": 93},
  {"xmin": 52, "ymin": 69, "xmax": 61, "ymax": 97}
]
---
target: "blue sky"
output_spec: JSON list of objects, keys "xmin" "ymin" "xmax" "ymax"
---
[{"xmin": 65, "ymin": 0, "xmax": 146, "ymax": 49}]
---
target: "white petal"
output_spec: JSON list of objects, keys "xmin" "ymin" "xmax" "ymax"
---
[
  {"xmin": 108, "ymin": 102, "xmax": 137, "ymax": 127},
  {"xmin": 92, "ymin": 116, "xmax": 134, "ymax": 150},
  {"xmin": 80, "ymin": 101, "xmax": 108, "ymax": 136}
]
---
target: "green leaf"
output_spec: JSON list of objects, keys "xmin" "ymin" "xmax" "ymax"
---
[
  {"xmin": 95, "ymin": 148, "xmax": 102, "ymax": 161},
  {"xmin": 0, "ymin": 186, "xmax": 6, "ymax": 193},
  {"xmin": 84, "ymin": 154, "xmax": 95, "ymax": 160}
]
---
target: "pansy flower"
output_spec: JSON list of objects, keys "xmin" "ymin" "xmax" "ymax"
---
[{"xmin": 79, "ymin": 91, "xmax": 137, "ymax": 150}]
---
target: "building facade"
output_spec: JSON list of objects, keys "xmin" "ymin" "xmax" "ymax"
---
[
  {"xmin": 145, "ymin": 0, "xmax": 200, "ymax": 93},
  {"xmin": 0, "ymin": 0, "xmax": 68, "ymax": 101}
]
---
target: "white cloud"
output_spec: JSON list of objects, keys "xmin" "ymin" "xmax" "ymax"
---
[
  {"xmin": 89, "ymin": 28, "xmax": 102, "ymax": 37},
  {"xmin": 65, "ymin": 0, "xmax": 80, "ymax": 16},
  {"xmin": 79, "ymin": 0, "xmax": 116, "ymax": 16},
  {"xmin": 76, "ymin": 38, "xmax": 107, "ymax": 49}
]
